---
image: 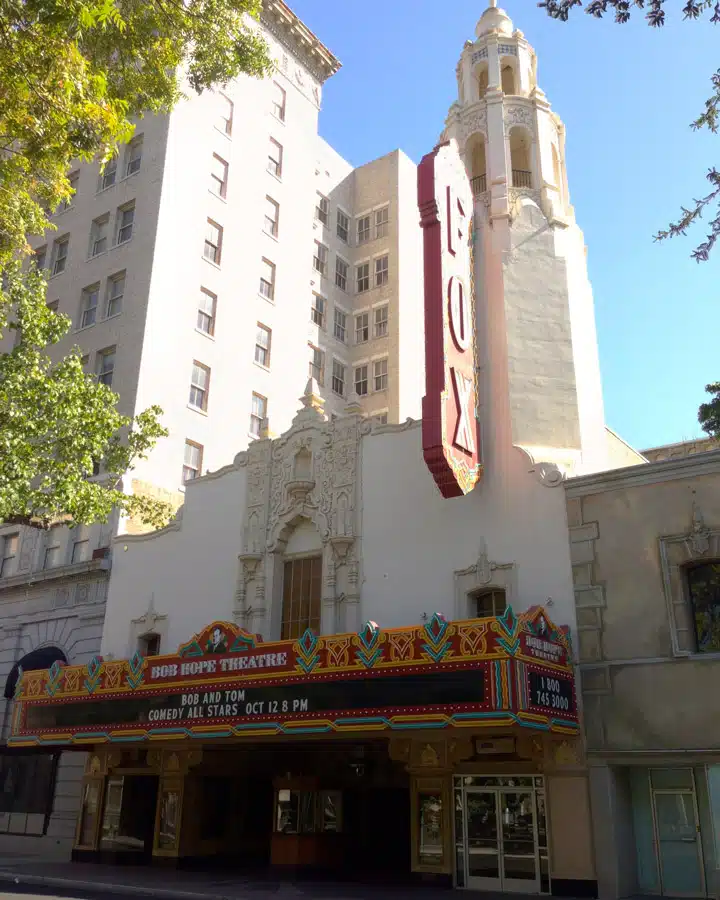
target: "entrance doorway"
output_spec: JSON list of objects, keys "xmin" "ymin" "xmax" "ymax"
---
[
  {"xmin": 650, "ymin": 769, "xmax": 705, "ymax": 897},
  {"xmin": 454, "ymin": 776, "xmax": 549, "ymax": 894}
]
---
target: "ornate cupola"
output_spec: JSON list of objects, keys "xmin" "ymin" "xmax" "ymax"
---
[
  {"xmin": 443, "ymin": 0, "xmax": 571, "ymax": 225},
  {"xmin": 440, "ymin": 2, "xmax": 609, "ymax": 478}
]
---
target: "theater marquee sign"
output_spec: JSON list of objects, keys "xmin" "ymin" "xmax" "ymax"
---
[
  {"xmin": 9, "ymin": 607, "xmax": 577, "ymax": 746},
  {"xmin": 418, "ymin": 139, "xmax": 482, "ymax": 499}
]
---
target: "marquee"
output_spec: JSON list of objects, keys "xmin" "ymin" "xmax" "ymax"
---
[{"xmin": 9, "ymin": 607, "xmax": 578, "ymax": 746}]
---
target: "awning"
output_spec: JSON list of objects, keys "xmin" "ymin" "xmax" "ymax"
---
[{"xmin": 8, "ymin": 606, "xmax": 578, "ymax": 746}]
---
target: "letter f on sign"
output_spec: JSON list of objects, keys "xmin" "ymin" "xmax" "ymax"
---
[{"xmin": 451, "ymin": 367, "xmax": 475, "ymax": 454}]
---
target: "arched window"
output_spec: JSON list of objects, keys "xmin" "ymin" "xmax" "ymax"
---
[
  {"xmin": 476, "ymin": 63, "xmax": 489, "ymax": 100},
  {"xmin": 509, "ymin": 128, "xmax": 533, "ymax": 188},
  {"xmin": 466, "ymin": 133, "xmax": 487, "ymax": 195},
  {"xmin": 4, "ymin": 645, "xmax": 67, "ymax": 700},
  {"xmin": 138, "ymin": 633, "xmax": 161, "ymax": 657},
  {"xmin": 501, "ymin": 64, "xmax": 516, "ymax": 95},
  {"xmin": 470, "ymin": 589, "xmax": 507, "ymax": 619},
  {"xmin": 687, "ymin": 562, "xmax": 720, "ymax": 653}
]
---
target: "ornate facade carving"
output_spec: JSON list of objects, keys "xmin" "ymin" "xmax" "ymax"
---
[
  {"xmin": 454, "ymin": 539, "xmax": 517, "ymax": 618},
  {"xmin": 504, "ymin": 102, "xmax": 535, "ymax": 135}
]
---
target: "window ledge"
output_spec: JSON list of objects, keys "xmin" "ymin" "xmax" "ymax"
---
[
  {"xmin": 95, "ymin": 170, "xmax": 140, "ymax": 197},
  {"xmin": 213, "ymin": 125, "xmax": 232, "ymax": 141},
  {"xmin": 187, "ymin": 403, "xmax": 209, "ymax": 417},
  {"xmin": 202, "ymin": 256, "xmax": 222, "ymax": 270},
  {"xmin": 270, "ymin": 113, "xmax": 286, "ymax": 128},
  {"xmin": 86, "ymin": 251, "xmax": 108, "ymax": 263},
  {"xmin": 253, "ymin": 361, "xmax": 271, "ymax": 373},
  {"xmin": 208, "ymin": 189, "xmax": 228, "ymax": 204},
  {"xmin": 48, "ymin": 270, "xmax": 67, "ymax": 281},
  {"xmin": 74, "ymin": 322, "xmax": 97, "ymax": 334},
  {"xmin": 0, "ymin": 556, "xmax": 111, "ymax": 593},
  {"xmin": 263, "ymin": 231, "xmax": 280, "ymax": 243},
  {"xmin": 105, "ymin": 312, "xmax": 123, "ymax": 322},
  {"xmin": 195, "ymin": 328, "xmax": 215, "ymax": 341},
  {"xmin": 258, "ymin": 292, "xmax": 276, "ymax": 305},
  {"xmin": 267, "ymin": 171, "xmax": 283, "ymax": 184},
  {"xmin": 113, "ymin": 238, "xmax": 133, "ymax": 251}
]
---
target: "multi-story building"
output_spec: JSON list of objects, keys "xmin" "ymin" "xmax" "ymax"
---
[{"xmin": 0, "ymin": 0, "xmax": 425, "ymax": 862}]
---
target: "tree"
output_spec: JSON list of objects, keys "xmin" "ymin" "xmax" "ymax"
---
[
  {"xmin": 699, "ymin": 383, "xmax": 720, "ymax": 438},
  {"xmin": 540, "ymin": 0, "xmax": 720, "ymax": 261},
  {"xmin": 0, "ymin": 0, "xmax": 272, "ymax": 528},
  {"xmin": 0, "ymin": 263, "xmax": 171, "ymax": 530}
]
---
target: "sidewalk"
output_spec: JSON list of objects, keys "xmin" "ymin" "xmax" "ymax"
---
[{"xmin": 0, "ymin": 860, "xmax": 529, "ymax": 900}]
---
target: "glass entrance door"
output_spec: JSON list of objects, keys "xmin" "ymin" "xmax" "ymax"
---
[
  {"xmin": 653, "ymin": 790, "xmax": 704, "ymax": 897},
  {"xmin": 462, "ymin": 786, "xmax": 541, "ymax": 893}
]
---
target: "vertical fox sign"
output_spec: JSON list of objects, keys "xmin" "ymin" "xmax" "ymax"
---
[{"xmin": 418, "ymin": 140, "xmax": 482, "ymax": 498}]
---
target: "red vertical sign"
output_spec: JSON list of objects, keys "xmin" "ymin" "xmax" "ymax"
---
[{"xmin": 418, "ymin": 141, "xmax": 482, "ymax": 498}]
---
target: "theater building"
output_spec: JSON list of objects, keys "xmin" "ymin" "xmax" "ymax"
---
[{"xmin": 4, "ymin": 2, "xmax": 656, "ymax": 895}]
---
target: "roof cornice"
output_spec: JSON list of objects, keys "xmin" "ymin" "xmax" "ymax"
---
[
  {"xmin": 565, "ymin": 450, "xmax": 720, "ymax": 498},
  {"xmin": 260, "ymin": 0, "xmax": 341, "ymax": 84}
]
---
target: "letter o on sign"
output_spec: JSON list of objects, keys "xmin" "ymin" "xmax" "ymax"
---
[{"xmin": 448, "ymin": 276, "xmax": 470, "ymax": 352}]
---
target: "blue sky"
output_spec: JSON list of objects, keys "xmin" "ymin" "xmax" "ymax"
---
[{"xmin": 288, "ymin": 0, "xmax": 718, "ymax": 451}]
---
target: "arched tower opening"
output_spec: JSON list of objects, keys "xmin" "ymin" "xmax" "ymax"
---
[
  {"xmin": 509, "ymin": 127, "xmax": 533, "ymax": 188},
  {"xmin": 466, "ymin": 132, "xmax": 487, "ymax": 195},
  {"xmin": 501, "ymin": 62, "xmax": 517, "ymax": 96},
  {"xmin": 475, "ymin": 62, "xmax": 489, "ymax": 100},
  {"xmin": 551, "ymin": 143, "xmax": 564, "ymax": 205}
]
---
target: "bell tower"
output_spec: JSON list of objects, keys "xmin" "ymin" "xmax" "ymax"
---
[{"xmin": 443, "ymin": 1, "xmax": 608, "ymax": 477}]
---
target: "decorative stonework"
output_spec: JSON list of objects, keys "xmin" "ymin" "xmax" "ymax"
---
[
  {"xmin": 454, "ymin": 539, "xmax": 516, "ymax": 618},
  {"xmin": 504, "ymin": 102, "xmax": 535, "ymax": 135},
  {"xmin": 234, "ymin": 381, "xmax": 367, "ymax": 636},
  {"xmin": 660, "ymin": 500, "xmax": 720, "ymax": 656}
]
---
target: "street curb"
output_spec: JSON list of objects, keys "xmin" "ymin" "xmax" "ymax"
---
[{"xmin": 0, "ymin": 869, "xmax": 239, "ymax": 900}]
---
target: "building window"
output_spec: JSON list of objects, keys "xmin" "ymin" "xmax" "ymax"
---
[
  {"xmin": 125, "ymin": 136, "xmax": 143, "ymax": 177},
  {"xmin": 311, "ymin": 294, "xmax": 325, "ymax": 328},
  {"xmin": 250, "ymin": 393, "xmax": 267, "ymax": 437},
  {"xmin": 355, "ymin": 312, "xmax": 369, "ymax": 344},
  {"xmin": 309, "ymin": 345, "xmax": 324, "ymax": 384},
  {"xmin": 357, "ymin": 215, "xmax": 370, "ymax": 244},
  {"xmin": 374, "ymin": 305, "xmax": 388, "ymax": 338},
  {"xmin": 0, "ymin": 535, "xmax": 18, "ymax": 578},
  {"xmin": 375, "ymin": 413, "xmax": 388, "ymax": 425},
  {"xmin": 60, "ymin": 171, "xmax": 79, "ymax": 211},
  {"xmin": 138, "ymin": 633, "xmax": 161, "ymax": 657},
  {"xmin": 100, "ymin": 156, "xmax": 117, "ymax": 191},
  {"xmin": 80, "ymin": 284, "xmax": 100, "ymax": 329},
  {"xmin": 282, "ymin": 556, "xmax": 321, "ymax": 640},
  {"xmin": 0, "ymin": 754, "xmax": 58, "ymax": 825},
  {"xmin": 335, "ymin": 257, "xmax": 348, "ymax": 291},
  {"xmin": 337, "ymin": 209, "xmax": 349, "ymax": 243},
  {"xmin": 688, "ymin": 563, "xmax": 720, "ymax": 654},
  {"xmin": 219, "ymin": 93, "xmax": 233, "ymax": 135},
  {"xmin": 271, "ymin": 82, "xmax": 286, "ymax": 122},
  {"xmin": 90, "ymin": 215, "xmax": 109, "ymax": 257},
  {"xmin": 374, "ymin": 206, "xmax": 389, "ymax": 239},
  {"xmin": 331, "ymin": 360, "xmax": 345, "ymax": 397},
  {"xmin": 313, "ymin": 242, "xmax": 328, "ymax": 276},
  {"xmin": 316, "ymin": 194, "xmax": 329, "ymax": 226},
  {"xmin": 97, "ymin": 347, "xmax": 115, "ymax": 387},
  {"xmin": 197, "ymin": 288, "xmax": 216, "ymax": 335},
  {"xmin": 43, "ymin": 529, "xmax": 61, "ymax": 569},
  {"xmin": 182, "ymin": 441, "xmax": 203, "ymax": 484},
  {"xmin": 373, "ymin": 358, "xmax": 388, "ymax": 391},
  {"xmin": 264, "ymin": 197, "xmax": 279, "ymax": 238},
  {"xmin": 268, "ymin": 139, "xmax": 283, "ymax": 178},
  {"xmin": 354, "ymin": 365, "xmax": 368, "ymax": 396},
  {"xmin": 106, "ymin": 272, "xmax": 125, "ymax": 318},
  {"xmin": 71, "ymin": 528, "xmax": 89, "ymax": 564},
  {"xmin": 255, "ymin": 324, "xmax": 271, "ymax": 367},
  {"xmin": 116, "ymin": 204, "xmax": 134, "ymax": 245},
  {"xmin": 259, "ymin": 258, "xmax": 275, "ymax": 300},
  {"xmin": 472, "ymin": 589, "xmax": 507, "ymax": 618},
  {"xmin": 210, "ymin": 154, "xmax": 229, "ymax": 198},
  {"xmin": 356, "ymin": 263, "xmax": 370, "ymax": 294},
  {"xmin": 375, "ymin": 254, "xmax": 389, "ymax": 287},
  {"xmin": 51, "ymin": 237, "xmax": 69, "ymax": 276},
  {"xmin": 189, "ymin": 361, "xmax": 210, "ymax": 411},
  {"xmin": 334, "ymin": 307, "xmax": 347, "ymax": 343},
  {"xmin": 204, "ymin": 219, "xmax": 222, "ymax": 264},
  {"xmin": 34, "ymin": 246, "xmax": 47, "ymax": 270}
]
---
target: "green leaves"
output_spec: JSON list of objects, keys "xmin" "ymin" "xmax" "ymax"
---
[
  {"xmin": 699, "ymin": 383, "xmax": 720, "ymax": 438},
  {"xmin": 0, "ymin": 262, "xmax": 172, "ymax": 529}
]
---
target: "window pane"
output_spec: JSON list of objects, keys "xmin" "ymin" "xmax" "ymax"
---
[{"xmin": 689, "ymin": 563, "xmax": 720, "ymax": 653}]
